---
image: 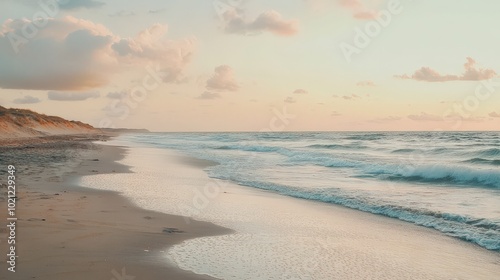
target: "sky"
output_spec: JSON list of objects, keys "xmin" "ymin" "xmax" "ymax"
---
[{"xmin": 0, "ymin": 0, "xmax": 499, "ymax": 131}]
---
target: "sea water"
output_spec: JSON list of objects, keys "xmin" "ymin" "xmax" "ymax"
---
[
  {"xmin": 120, "ymin": 131, "xmax": 500, "ymax": 251},
  {"xmin": 79, "ymin": 131, "xmax": 500, "ymax": 279}
]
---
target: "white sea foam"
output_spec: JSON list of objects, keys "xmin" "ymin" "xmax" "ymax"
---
[
  {"xmin": 79, "ymin": 140, "xmax": 500, "ymax": 279},
  {"xmin": 119, "ymin": 132, "xmax": 500, "ymax": 251}
]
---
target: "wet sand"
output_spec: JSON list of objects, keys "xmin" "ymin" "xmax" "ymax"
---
[{"xmin": 0, "ymin": 139, "xmax": 229, "ymax": 280}]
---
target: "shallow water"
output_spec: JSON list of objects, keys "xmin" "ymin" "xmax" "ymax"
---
[{"xmin": 120, "ymin": 131, "xmax": 500, "ymax": 251}]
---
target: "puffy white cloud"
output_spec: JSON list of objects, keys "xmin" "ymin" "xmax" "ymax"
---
[
  {"xmin": 112, "ymin": 23, "xmax": 197, "ymax": 83},
  {"xmin": 0, "ymin": 16, "xmax": 116, "ymax": 90},
  {"xmin": 0, "ymin": 16, "xmax": 197, "ymax": 90},
  {"xmin": 284, "ymin": 97, "xmax": 296, "ymax": 103}
]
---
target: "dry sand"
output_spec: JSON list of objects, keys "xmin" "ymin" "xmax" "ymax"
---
[{"xmin": 0, "ymin": 139, "xmax": 229, "ymax": 280}]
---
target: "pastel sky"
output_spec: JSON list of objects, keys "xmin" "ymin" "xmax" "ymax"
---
[{"xmin": 1, "ymin": 0, "xmax": 499, "ymax": 131}]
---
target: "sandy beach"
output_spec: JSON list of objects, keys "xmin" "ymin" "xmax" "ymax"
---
[
  {"xmin": 0, "ymin": 134, "xmax": 499, "ymax": 279},
  {"xmin": 0, "ymin": 137, "xmax": 229, "ymax": 280}
]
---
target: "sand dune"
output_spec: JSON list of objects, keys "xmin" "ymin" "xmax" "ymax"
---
[{"xmin": 0, "ymin": 106, "xmax": 98, "ymax": 139}]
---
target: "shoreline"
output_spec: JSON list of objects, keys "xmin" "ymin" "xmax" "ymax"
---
[
  {"xmin": 1, "ymin": 140, "xmax": 230, "ymax": 280},
  {"xmin": 82, "ymin": 141, "xmax": 499, "ymax": 280},
  {"xmin": 2, "ymin": 135, "xmax": 499, "ymax": 279}
]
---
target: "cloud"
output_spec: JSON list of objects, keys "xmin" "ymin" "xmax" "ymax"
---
[
  {"xmin": 338, "ymin": 0, "xmax": 382, "ymax": 20},
  {"xmin": 356, "ymin": 80, "xmax": 375, "ymax": 86},
  {"xmin": 342, "ymin": 94, "xmax": 360, "ymax": 100},
  {"xmin": 223, "ymin": 9, "xmax": 298, "ymax": 36},
  {"xmin": 333, "ymin": 93, "xmax": 361, "ymax": 100},
  {"xmin": 13, "ymin": 95, "xmax": 41, "ymax": 104},
  {"xmin": 112, "ymin": 23, "xmax": 197, "ymax": 83},
  {"xmin": 331, "ymin": 111, "xmax": 341, "ymax": 116},
  {"xmin": 396, "ymin": 57, "xmax": 497, "ymax": 82},
  {"xmin": 106, "ymin": 91, "xmax": 128, "ymax": 99},
  {"xmin": 48, "ymin": 91, "xmax": 100, "ymax": 101},
  {"xmin": 284, "ymin": 97, "xmax": 296, "ymax": 103},
  {"xmin": 0, "ymin": 16, "xmax": 116, "ymax": 90},
  {"xmin": 407, "ymin": 112, "xmax": 442, "ymax": 121},
  {"xmin": 352, "ymin": 10, "xmax": 379, "ymax": 20},
  {"xmin": 293, "ymin": 89, "xmax": 308, "ymax": 94},
  {"xmin": 302, "ymin": 0, "xmax": 380, "ymax": 19},
  {"xmin": 0, "ymin": 16, "xmax": 197, "ymax": 90},
  {"xmin": 489, "ymin": 112, "xmax": 500, "ymax": 118},
  {"xmin": 206, "ymin": 65, "xmax": 239, "ymax": 91},
  {"xmin": 196, "ymin": 91, "xmax": 221, "ymax": 100},
  {"xmin": 59, "ymin": 0, "xmax": 105, "ymax": 10}
]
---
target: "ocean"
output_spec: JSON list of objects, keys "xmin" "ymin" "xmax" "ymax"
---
[{"xmin": 119, "ymin": 131, "xmax": 500, "ymax": 252}]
